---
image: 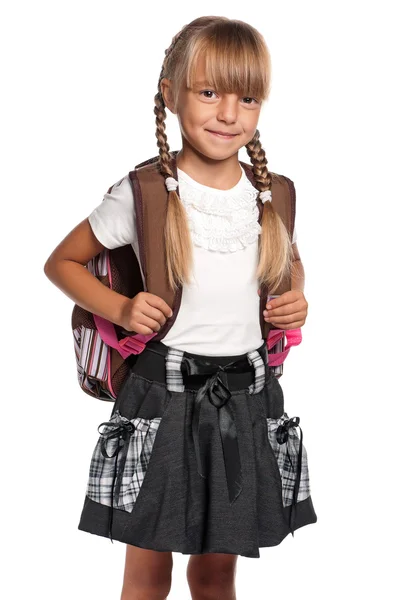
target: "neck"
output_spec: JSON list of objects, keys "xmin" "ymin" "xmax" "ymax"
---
[{"xmin": 176, "ymin": 143, "xmax": 242, "ymax": 191}]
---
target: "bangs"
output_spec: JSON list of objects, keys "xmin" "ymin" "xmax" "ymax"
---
[{"xmin": 185, "ymin": 22, "xmax": 271, "ymax": 102}]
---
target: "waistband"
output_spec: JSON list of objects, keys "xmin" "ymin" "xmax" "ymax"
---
[{"xmin": 145, "ymin": 339, "xmax": 268, "ymax": 365}]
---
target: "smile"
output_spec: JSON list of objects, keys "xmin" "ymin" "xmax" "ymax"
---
[{"xmin": 206, "ymin": 130, "xmax": 238, "ymax": 140}]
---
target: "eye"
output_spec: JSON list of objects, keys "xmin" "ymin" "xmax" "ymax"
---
[
  {"xmin": 200, "ymin": 90, "xmax": 218, "ymax": 99},
  {"xmin": 199, "ymin": 90, "xmax": 260, "ymax": 104},
  {"xmin": 242, "ymin": 97, "xmax": 259, "ymax": 105}
]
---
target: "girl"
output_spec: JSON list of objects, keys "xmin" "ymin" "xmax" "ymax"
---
[{"xmin": 44, "ymin": 15, "xmax": 317, "ymax": 600}]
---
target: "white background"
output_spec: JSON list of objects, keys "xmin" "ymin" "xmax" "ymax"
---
[{"xmin": 2, "ymin": 1, "xmax": 403, "ymax": 598}]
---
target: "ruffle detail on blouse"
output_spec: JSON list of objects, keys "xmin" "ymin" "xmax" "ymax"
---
[{"xmin": 178, "ymin": 169, "xmax": 262, "ymax": 252}]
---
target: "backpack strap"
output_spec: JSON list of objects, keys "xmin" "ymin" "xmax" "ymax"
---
[
  {"xmin": 92, "ymin": 314, "xmax": 156, "ymax": 359},
  {"xmin": 267, "ymin": 328, "xmax": 302, "ymax": 367}
]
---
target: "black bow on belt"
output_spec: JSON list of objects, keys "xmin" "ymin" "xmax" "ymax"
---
[
  {"xmin": 97, "ymin": 417, "xmax": 135, "ymax": 542},
  {"xmin": 276, "ymin": 416, "xmax": 303, "ymax": 535},
  {"xmin": 182, "ymin": 354, "xmax": 254, "ymax": 505}
]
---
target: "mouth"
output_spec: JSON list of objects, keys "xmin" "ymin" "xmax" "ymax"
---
[{"xmin": 206, "ymin": 130, "xmax": 239, "ymax": 139}]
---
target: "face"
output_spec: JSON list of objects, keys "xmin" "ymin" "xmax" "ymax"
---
[{"xmin": 161, "ymin": 59, "xmax": 262, "ymax": 161}]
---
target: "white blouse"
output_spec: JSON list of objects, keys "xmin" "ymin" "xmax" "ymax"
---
[{"xmin": 88, "ymin": 164, "xmax": 297, "ymax": 356}]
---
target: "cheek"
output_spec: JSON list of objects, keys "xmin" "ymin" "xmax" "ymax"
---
[
  {"xmin": 243, "ymin": 109, "xmax": 260, "ymax": 129},
  {"xmin": 245, "ymin": 116, "xmax": 260, "ymax": 135},
  {"xmin": 177, "ymin": 115, "xmax": 205, "ymax": 146},
  {"xmin": 179, "ymin": 109, "xmax": 205, "ymax": 132},
  {"xmin": 239, "ymin": 125, "xmax": 258, "ymax": 146}
]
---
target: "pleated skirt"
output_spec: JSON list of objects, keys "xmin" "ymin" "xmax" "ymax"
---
[{"xmin": 77, "ymin": 339, "xmax": 317, "ymax": 558}]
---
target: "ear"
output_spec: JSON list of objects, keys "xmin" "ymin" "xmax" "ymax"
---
[{"xmin": 160, "ymin": 78, "xmax": 176, "ymax": 114}]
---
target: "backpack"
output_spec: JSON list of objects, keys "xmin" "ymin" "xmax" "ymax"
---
[{"xmin": 71, "ymin": 150, "xmax": 301, "ymax": 401}]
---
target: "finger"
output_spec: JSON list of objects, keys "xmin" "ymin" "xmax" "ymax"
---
[
  {"xmin": 135, "ymin": 324, "xmax": 155, "ymax": 335},
  {"xmin": 144, "ymin": 293, "xmax": 173, "ymax": 318},
  {"xmin": 265, "ymin": 311, "xmax": 306, "ymax": 324},
  {"xmin": 265, "ymin": 300, "xmax": 305, "ymax": 314},
  {"xmin": 137, "ymin": 314, "xmax": 164, "ymax": 333},
  {"xmin": 266, "ymin": 291, "xmax": 304, "ymax": 309},
  {"xmin": 141, "ymin": 304, "xmax": 168, "ymax": 327}
]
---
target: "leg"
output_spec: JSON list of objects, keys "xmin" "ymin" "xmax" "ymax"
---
[
  {"xmin": 186, "ymin": 553, "xmax": 238, "ymax": 600},
  {"xmin": 120, "ymin": 545, "xmax": 173, "ymax": 600}
]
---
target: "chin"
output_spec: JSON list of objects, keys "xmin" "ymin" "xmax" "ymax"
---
[{"xmin": 196, "ymin": 143, "xmax": 241, "ymax": 161}]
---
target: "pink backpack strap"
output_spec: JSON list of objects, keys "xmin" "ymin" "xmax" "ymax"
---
[
  {"xmin": 93, "ymin": 314, "xmax": 156, "ymax": 359},
  {"xmin": 267, "ymin": 328, "xmax": 302, "ymax": 367},
  {"xmin": 94, "ymin": 313, "xmax": 301, "ymax": 366}
]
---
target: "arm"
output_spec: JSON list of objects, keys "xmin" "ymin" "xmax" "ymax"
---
[{"xmin": 43, "ymin": 218, "xmax": 129, "ymax": 327}]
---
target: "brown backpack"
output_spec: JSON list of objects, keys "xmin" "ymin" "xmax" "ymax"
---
[{"xmin": 72, "ymin": 150, "xmax": 298, "ymax": 401}]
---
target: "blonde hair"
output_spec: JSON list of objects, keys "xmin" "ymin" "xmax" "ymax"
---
[{"xmin": 153, "ymin": 16, "xmax": 294, "ymax": 293}]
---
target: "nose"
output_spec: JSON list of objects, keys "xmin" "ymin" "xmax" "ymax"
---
[{"xmin": 216, "ymin": 94, "xmax": 239, "ymax": 124}]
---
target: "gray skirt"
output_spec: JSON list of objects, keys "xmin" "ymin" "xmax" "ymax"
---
[{"xmin": 77, "ymin": 340, "xmax": 317, "ymax": 558}]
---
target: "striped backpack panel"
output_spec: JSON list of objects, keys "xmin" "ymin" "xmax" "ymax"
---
[{"xmin": 71, "ymin": 244, "xmax": 144, "ymax": 401}]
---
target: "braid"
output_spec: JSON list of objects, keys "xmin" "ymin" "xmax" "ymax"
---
[
  {"xmin": 153, "ymin": 30, "xmax": 193, "ymax": 292},
  {"xmin": 153, "ymin": 86, "xmax": 173, "ymax": 178},
  {"xmin": 245, "ymin": 130, "xmax": 293, "ymax": 293},
  {"xmin": 245, "ymin": 129, "xmax": 272, "ymax": 191},
  {"xmin": 153, "ymin": 30, "xmax": 184, "ymax": 177}
]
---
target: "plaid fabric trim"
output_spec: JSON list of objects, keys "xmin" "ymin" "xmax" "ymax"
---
[
  {"xmin": 86, "ymin": 411, "xmax": 161, "ymax": 512},
  {"xmin": 165, "ymin": 348, "xmax": 185, "ymax": 392},
  {"xmin": 246, "ymin": 350, "xmax": 266, "ymax": 394},
  {"xmin": 266, "ymin": 412, "xmax": 311, "ymax": 506}
]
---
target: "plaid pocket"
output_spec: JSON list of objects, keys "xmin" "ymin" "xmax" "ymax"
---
[
  {"xmin": 266, "ymin": 412, "xmax": 311, "ymax": 507},
  {"xmin": 86, "ymin": 410, "xmax": 161, "ymax": 512}
]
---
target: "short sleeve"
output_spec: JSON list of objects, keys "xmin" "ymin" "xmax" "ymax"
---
[{"xmin": 88, "ymin": 175, "xmax": 136, "ymax": 249}]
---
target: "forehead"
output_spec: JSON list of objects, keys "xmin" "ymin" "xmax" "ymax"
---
[
  {"xmin": 186, "ymin": 58, "xmax": 222, "ymax": 92},
  {"xmin": 182, "ymin": 43, "xmax": 269, "ymax": 101},
  {"xmin": 191, "ymin": 57, "xmax": 209, "ymax": 86}
]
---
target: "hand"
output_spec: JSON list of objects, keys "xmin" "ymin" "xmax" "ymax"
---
[
  {"xmin": 258, "ymin": 289, "xmax": 308, "ymax": 329},
  {"xmin": 119, "ymin": 292, "xmax": 173, "ymax": 335}
]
